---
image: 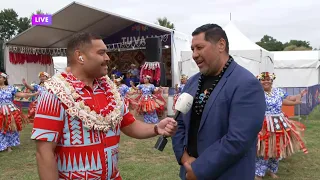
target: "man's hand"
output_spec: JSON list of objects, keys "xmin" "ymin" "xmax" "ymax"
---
[
  {"xmin": 157, "ymin": 117, "xmax": 177, "ymax": 137},
  {"xmin": 22, "ymin": 78, "xmax": 27, "ymax": 85},
  {"xmin": 184, "ymin": 162, "xmax": 197, "ymax": 180},
  {"xmin": 181, "ymin": 150, "xmax": 196, "ymax": 164}
]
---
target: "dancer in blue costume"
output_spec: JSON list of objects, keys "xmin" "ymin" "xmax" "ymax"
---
[
  {"xmin": 130, "ymin": 75, "xmax": 165, "ymax": 124},
  {"xmin": 0, "ymin": 71, "xmax": 38, "ymax": 152}
]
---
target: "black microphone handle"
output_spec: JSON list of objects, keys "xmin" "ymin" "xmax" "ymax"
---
[
  {"xmin": 154, "ymin": 111, "xmax": 181, "ymax": 151},
  {"xmin": 173, "ymin": 110, "xmax": 181, "ymax": 120}
]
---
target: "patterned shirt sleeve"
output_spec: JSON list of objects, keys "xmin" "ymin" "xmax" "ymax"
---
[
  {"xmin": 150, "ymin": 84, "xmax": 155, "ymax": 92},
  {"xmin": 120, "ymin": 102, "xmax": 135, "ymax": 128},
  {"xmin": 32, "ymin": 84, "xmax": 40, "ymax": 92},
  {"xmin": 10, "ymin": 86, "xmax": 18, "ymax": 96},
  {"xmin": 278, "ymin": 88, "xmax": 289, "ymax": 100},
  {"xmin": 31, "ymin": 90, "xmax": 65, "ymax": 143}
]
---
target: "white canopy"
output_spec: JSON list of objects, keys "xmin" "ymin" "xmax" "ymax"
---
[
  {"xmin": 224, "ymin": 21, "xmax": 274, "ymax": 73},
  {"xmin": 4, "ymin": 1, "xmax": 190, "ymax": 86},
  {"xmin": 272, "ymin": 51, "xmax": 320, "ymax": 87}
]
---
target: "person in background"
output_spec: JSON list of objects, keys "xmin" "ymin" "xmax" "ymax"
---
[
  {"xmin": 114, "ymin": 76, "xmax": 130, "ymax": 107},
  {"xmin": 130, "ymin": 76, "xmax": 165, "ymax": 124},
  {"xmin": 128, "ymin": 64, "xmax": 139, "ymax": 79},
  {"xmin": 0, "ymin": 71, "xmax": 38, "ymax": 152},
  {"xmin": 172, "ymin": 24, "xmax": 266, "ymax": 180},
  {"xmin": 125, "ymin": 72, "xmax": 133, "ymax": 87},
  {"xmin": 173, "ymin": 74, "xmax": 188, "ymax": 112},
  {"xmin": 255, "ymin": 72, "xmax": 308, "ymax": 180},
  {"xmin": 125, "ymin": 72, "xmax": 139, "ymax": 87},
  {"xmin": 31, "ymin": 32, "xmax": 177, "ymax": 180},
  {"xmin": 111, "ymin": 65, "xmax": 122, "ymax": 77},
  {"xmin": 22, "ymin": 72, "xmax": 50, "ymax": 121}
]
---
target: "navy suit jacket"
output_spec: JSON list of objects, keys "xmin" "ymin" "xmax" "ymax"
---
[{"xmin": 172, "ymin": 61, "xmax": 266, "ymax": 180}]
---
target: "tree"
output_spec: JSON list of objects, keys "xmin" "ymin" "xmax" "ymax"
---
[
  {"xmin": 256, "ymin": 35, "xmax": 314, "ymax": 51},
  {"xmin": 284, "ymin": 45, "xmax": 312, "ymax": 51},
  {"xmin": 284, "ymin": 40, "xmax": 312, "ymax": 49},
  {"xmin": 30, "ymin": 9, "xmax": 48, "ymax": 19},
  {"xmin": 256, "ymin": 35, "xmax": 284, "ymax": 51},
  {"xmin": 0, "ymin": 9, "xmax": 19, "ymax": 41},
  {"xmin": 156, "ymin": 17, "xmax": 175, "ymax": 30},
  {"xmin": 0, "ymin": 9, "xmax": 33, "ymax": 41},
  {"xmin": 16, "ymin": 17, "xmax": 31, "ymax": 34}
]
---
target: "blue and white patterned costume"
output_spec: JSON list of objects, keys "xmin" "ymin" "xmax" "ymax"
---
[
  {"xmin": 256, "ymin": 88, "xmax": 308, "ymax": 177},
  {"xmin": 0, "ymin": 86, "xmax": 23, "ymax": 151}
]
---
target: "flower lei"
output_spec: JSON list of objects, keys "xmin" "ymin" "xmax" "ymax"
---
[
  {"xmin": 257, "ymin": 72, "xmax": 276, "ymax": 80},
  {"xmin": 44, "ymin": 73, "xmax": 123, "ymax": 132}
]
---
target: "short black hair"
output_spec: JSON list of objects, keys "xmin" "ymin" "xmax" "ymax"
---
[
  {"xmin": 192, "ymin": 24, "xmax": 229, "ymax": 53},
  {"xmin": 66, "ymin": 32, "xmax": 102, "ymax": 64}
]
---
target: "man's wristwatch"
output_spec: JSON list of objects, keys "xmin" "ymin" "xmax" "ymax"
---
[{"xmin": 154, "ymin": 123, "xmax": 159, "ymax": 135}]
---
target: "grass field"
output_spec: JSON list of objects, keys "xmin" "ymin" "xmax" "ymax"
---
[{"xmin": 0, "ymin": 120, "xmax": 319, "ymax": 180}]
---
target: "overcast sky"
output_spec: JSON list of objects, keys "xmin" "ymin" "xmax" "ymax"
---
[{"xmin": 2, "ymin": 0, "xmax": 320, "ymax": 48}]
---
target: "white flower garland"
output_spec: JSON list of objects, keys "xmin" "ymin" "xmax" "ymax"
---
[{"xmin": 44, "ymin": 73, "xmax": 123, "ymax": 132}]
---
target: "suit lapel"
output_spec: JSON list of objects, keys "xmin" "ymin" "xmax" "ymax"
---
[
  {"xmin": 198, "ymin": 61, "xmax": 237, "ymax": 132},
  {"xmin": 184, "ymin": 74, "xmax": 199, "ymax": 130}
]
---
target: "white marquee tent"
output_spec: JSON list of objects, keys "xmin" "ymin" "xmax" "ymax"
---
[
  {"xmin": 4, "ymin": 1, "xmax": 190, "ymax": 86},
  {"xmin": 272, "ymin": 51, "xmax": 320, "ymax": 87},
  {"xmin": 179, "ymin": 21, "xmax": 274, "ymax": 77}
]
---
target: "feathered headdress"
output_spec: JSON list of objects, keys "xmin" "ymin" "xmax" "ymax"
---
[
  {"xmin": 257, "ymin": 72, "xmax": 276, "ymax": 80},
  {"xmin": 38, "ymin": 72, "xmax": 50, "ymax": 78},
  {"xmin": 144, "ymin": 75, "xmax": 152, "ymax": 80},
  {"xmin": 0, "ymin": 72, "xmax": 8, "ymax": 78},
  {"xmin": 181, "ymin": 74, "xmax": 188, "ymax": 80}
]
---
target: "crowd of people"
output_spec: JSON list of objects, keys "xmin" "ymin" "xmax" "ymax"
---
[{"xmin": 0, "ymin": 23, "xmax": 309, "ymax": 180}]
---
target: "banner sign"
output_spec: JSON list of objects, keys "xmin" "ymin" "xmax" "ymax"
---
[
  {"xmin": 104, "ymin": 23, "xmax": 171, "ymax": 46},
  {"xmin": 306, "ymin": 84, "xmax": 320, "ymax": 113}
]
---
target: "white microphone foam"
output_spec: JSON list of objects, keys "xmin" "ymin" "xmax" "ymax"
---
[{"xmin": 175, "ymin": 93, "xmax": 194, "ymax": 114}]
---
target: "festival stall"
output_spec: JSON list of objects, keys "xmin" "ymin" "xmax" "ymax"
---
[
  {"xmin": 4, "ymin": 2, "xmax": 190, "ymax": 86},
  {"xmin": 3, "ymin": 2, "xmax": 191, "ymax": 116}
]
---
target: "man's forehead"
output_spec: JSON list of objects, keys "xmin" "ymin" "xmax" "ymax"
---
[
  {"xmin": 89, "ymin": 39, "xmax": 107, "ymax": 50},
  {"xmin": 191, "ymin": 33, "xmax": 207, "ymax": 47},
  {"xmin": 192, "ymin": 32, "xmax": 206, "ymax": 41}
]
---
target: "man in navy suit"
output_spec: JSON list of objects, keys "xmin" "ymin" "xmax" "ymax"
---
[{"xmin": 172, "ymin": 24, "xmax": 266, "ymax": 180}]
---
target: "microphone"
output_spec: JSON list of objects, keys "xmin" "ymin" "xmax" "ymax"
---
[{"xmin": 154, "ymin": 93, "xmax": 194, "ymax": 151}]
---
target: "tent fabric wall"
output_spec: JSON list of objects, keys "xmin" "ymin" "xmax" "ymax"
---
[
  {"xmin": 170, "ymin": 31, "xmax": 191, "ymax": 86},
  {"xmin": 4, "ymin": 47, "xmax": 54, "ymax": 85},
  {"xmin": 53, "ymin": 57, "xmax": 67, "ymax": 73},
  {"xmin": 179, "ymin": 51, "xmax": 199, "ymax": 78},
  {"xmin": 272, "ymin": 51, "xmax": 320, "ymax": 87},
  {"xmin": 179, "ymin": 51, "xmax": 261, "ymax": 77}
]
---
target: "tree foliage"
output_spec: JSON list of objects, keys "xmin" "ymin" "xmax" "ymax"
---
[
  {"xmin": 256, "ymin": 35, "xmax": 284, "ymax": 51},
  {"xmin": 256, "ymin": 35, "xmax": 313, "ymax": 51},
  {"xmin": 0, "ymin": 8, "xmax": 33, "ymax": 41},
  {"xmin": 156, "ymin": 17, "xmax": 175, "ymax": 30},
  {"xmin": 0, "ymin": 9, "xmax": 19, "ymax": 41}
]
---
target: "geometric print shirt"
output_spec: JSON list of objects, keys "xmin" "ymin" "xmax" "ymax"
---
[
  {"xmin": 265, "ymin": 87, "xmax": 288, "ymax": 115},
  {"xmin": 31, "ymin": 73, "xmax": 136, "ymax": 180}
]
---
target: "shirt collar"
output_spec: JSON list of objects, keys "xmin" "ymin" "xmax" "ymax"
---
[{"xmin": 61, "ymin": 72, "xmax": 103, "ymax": 90}]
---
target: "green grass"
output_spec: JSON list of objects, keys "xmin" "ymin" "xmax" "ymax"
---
[{"xmin": 0, "ymin": 120, "xmax": 320, "ymax": 180}]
